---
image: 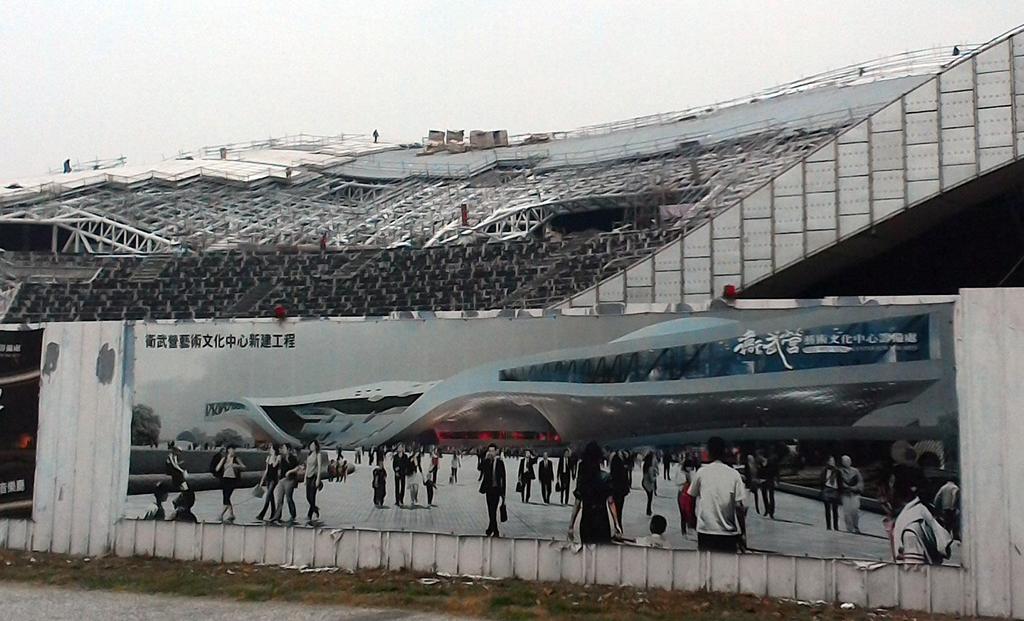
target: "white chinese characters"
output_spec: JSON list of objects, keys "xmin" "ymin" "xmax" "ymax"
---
[
  {"xmin": 0, "ymin": 479, "xmax": 26, "ymax": 495},
  {"xmin": 734, "ymin": 328, "xmax": 922, "ymax": 369},
  {"xmin": 733, "ymin": 330, "xmax": 803, "ymax": 369}
]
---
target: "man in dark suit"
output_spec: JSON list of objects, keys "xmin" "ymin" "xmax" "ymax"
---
[
  {"xmin": 393, "ymin": 445, "xmax": 409, "ymax": 506},
  {"xmin": 478, "ymin": 443, "xmax": 506, "ymax": 537},
  {"xmin": 557, "ymin": 449, "xmax": 573, "ymax": 505},
  {"xmin": 517, "ymin": 450, "xmax": 536, "ymax": 503},
  {"xmin": 538, "ymin": 451, "xmax": 555, "ymax": 503}
]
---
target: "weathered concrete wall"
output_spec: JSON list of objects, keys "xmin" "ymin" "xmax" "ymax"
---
[
  {"xmin": 955, "ymin": 288, "xmax": 1024, "ymax": 618},
  {"xmin": 1, "ymin": 296, "xmax": 1022, "ymax": 617},
  {"xmin": 1, "ymin": 322, "xmax": 132, "ymax": 556}
]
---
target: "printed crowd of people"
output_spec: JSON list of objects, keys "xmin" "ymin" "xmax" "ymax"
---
[
  {"xmin": 147, "ymin": 436, "xmax": 960, "ymax": 565},
  {"xmin": 157, "ymin": 440, "xmax": 335, "ymax": 526}
]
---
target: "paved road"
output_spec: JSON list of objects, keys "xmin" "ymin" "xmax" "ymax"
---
[
  {"xmin": 0, "ymin": 582, "xmax": 476, "ymax": 621},
  {"xmin": 126, "ymin": 454, "xmax": 960, "ymax": 563}
]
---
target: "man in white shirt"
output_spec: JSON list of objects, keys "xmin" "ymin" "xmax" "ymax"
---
[
  {"xmin": 894, "ymin": 494, "xmax": 953, "ymax": 564},
  {"xmin": 687, "ymin": 436, "xmax": 747, "ymax": 552}
]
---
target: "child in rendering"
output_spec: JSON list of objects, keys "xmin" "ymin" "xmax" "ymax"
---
[
  {"xmin": 639, "ymin": 514, "xmax": 668, "ymax": 548},
  {"xmin": 621, "ymin": 514, "xmax": 669, "ymax": 548},
  {"xmin": 372, "ymin": 461, "xmax": 387, "ymax": 507}
]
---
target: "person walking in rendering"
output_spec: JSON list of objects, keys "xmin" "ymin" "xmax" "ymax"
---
[
  {"xmin": 518, "ymin": 449, "xmax": 536, "ymax": 503},
  {"xmin": 479, "ymin": 443, "xmax": 506, "ymax": 537},
  {"xmin": 840, "ymin": 455, "xmax": 863, "ymax": 533},
  {"xmin": 557, "ymin": 449, "xmax": 573, "ymax": 504},
  {"xmin": 677, "ymin": 464, "xmax": 695, "ymax": 536},
  {"xmin": 425, "ymin": 472, "xmax": 437, "ymax": 506},
  {"xmin": 271, "ymin": 444, "xmax": 300, "ymax": 524},
  {"xmin": 429, "ymin": 449, "xmax": 440, "ymax": 486},
  {"xmin": 449, "ymin": 450, "xmax": 460, "ymax": 484},
  {"xmin": 424, "ymin": 451, "xmax": 438, "ymax": 505},
  {"xmin": 209, "ymin": 444, "xmax": 226, "ymax": 496},
  {"xmin": 687, "ymin": 436, "xmax": 747, "ymax": 552},
  {"xmin": 216, "ymin": 446, "xmax": 244, "ymax": 523},
  {"xmin": 305, "ymin": 440, "xmax": 324, "ymax": 525},
  {"xmin": 745, "ymin": 451, "xmax": 762, "ymax": 516},
  {"xmin": 642, "ymin": 451, "xmax": 658, "ymax": 516},
  {"xmin": 372, "ymin": 459, "xmax": 387, "ymax": 507},
  {"xmin": 568, "ymin": 441, "xmax": 623, "ymax": 544},
  {"xmin": 338, "ymin": 452, "xmax": 353, "ymax": 483},
  {"xmin": 407, "ymin": 449, "xmax": 423, "ymax": 506},
  {"xmin": 759, "ymin": 449, "xmax": 778, "ymax": 519},
  {"xmin": 164, "ymin": 446, "xmax": 194, "ymax": 520},
  {"xmin": 610, "ymin": 449, "xmax": 631, "ymax": 520},
  {"xmin": 392, "ymin": 445, "xmax": 409, "ymax": 506},
  {"xmin": 165, "ymin": 444, "xmax": 190, "ymax": 504},
  {"xmin": 821, "ymin": 456, "xmax": 841, "ymax": 531},
  {"xmin": 256, "ymin": 444, "xmax": 281, "ymax": 521},
  {"xmin": 538, "ymin": 451, "xmax": 554, "ymax": 504}
]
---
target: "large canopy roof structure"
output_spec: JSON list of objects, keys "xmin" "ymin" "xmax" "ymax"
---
[
  {"xmin": 0, "ymin": 47, "xmax": 968, "ymax": 255},
  {"xmin": 4, "ymin": 27, "xmax": 1024, "ymax": 325}
]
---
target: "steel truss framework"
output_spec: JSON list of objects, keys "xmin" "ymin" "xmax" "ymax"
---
[
  {"xmin": 0, "ymin": 47, "xmax": 966, "ymax": 255},
  {"xmin": 0, "ymin": 125, "xmax": 849, "ymax": 254},
  {"xmin": 424, "ymin": 126, "xmax": 847, "ymax": 246},
  {"xmin": 560, "ymin": 26, "xmax": 1024, "ymax": 310},
  {"xmin": 0, "ymin": 207, "xmax": 178, "ymax": 253}
]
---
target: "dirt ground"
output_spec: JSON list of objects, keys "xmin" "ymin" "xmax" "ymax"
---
[{"xmin": 0, "ymin": 549, "xmax": 987, "ymax": 621}]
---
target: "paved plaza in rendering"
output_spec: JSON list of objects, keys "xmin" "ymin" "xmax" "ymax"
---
[{"xmin": 124, "ymin": 454, "xmax": 951, "ymax": 563}]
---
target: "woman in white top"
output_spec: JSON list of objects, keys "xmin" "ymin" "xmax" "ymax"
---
[
  {"xmin": 304, "ymin": 440, "xmax": 324, "ymax": 525},
  {"xmin": 839, "ymin": 455, "xmax": 864, "ymax": 533},
  {"xmin": 642, "ymin": 451, "xmax": 658, "ymax": 516},
  {"xmin": 450, "ymin": 451, "xmax": 461, "ymax": 484},
  {"xmin": 216, "ymin": 446, "xmax": 244, "ymax": 523},
  {"xmin": 406, "ymin": 451, "xmax": 423, "ymax": 506}
]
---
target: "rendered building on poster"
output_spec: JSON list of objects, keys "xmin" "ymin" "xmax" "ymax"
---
[{"xmin": 205, "ymin": 306, "xmax": 956, "ymax": 448}]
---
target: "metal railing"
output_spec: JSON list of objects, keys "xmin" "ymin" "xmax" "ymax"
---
[
  {"xmin": 46, "ymin": 155, "xmax": 127, "ymax": 175},
  {"xmin": 187, "ymin": 133, "xmax": 374, "ymax": 159},
  {"xmin": 547, "ymin": 45, "xmax": 979, "ymax": 140},
  {"xmin": 534, "ymin": 108, "xmax": 867, "ymax": 170}
]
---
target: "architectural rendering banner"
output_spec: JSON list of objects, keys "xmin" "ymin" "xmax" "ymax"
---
[
  {"xmin": 0, "ymin": 329, "xmax": 43, "ymax": 519},
  {"xmin": 124, "ymin": 305, "xmax": 961, "ymax": 565}
]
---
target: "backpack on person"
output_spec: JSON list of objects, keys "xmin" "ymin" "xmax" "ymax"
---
[
  {"xmin": 209, "ymin": 452, "xmax": 224, "ymax": 479},
  {"xmin": 899, "ymin": 517, "xmax": 950, "ymax": 564}
]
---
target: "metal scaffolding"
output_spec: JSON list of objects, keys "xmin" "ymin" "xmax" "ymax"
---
[{"xmin": 0, "ymin": 49, "xmax": 965, "ymax": 255}]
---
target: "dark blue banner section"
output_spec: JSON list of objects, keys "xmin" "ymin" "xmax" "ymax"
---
[
  {"xmin": 499, "ymin": 315, "xmax": 931, "ymax": 384},
  {"xmin": 0, "ymin": 328, "xmax": 43, "ymax": 519}
]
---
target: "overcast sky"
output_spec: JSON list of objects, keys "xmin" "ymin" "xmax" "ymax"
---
[{"xmin": 1, "ymin": 1, "xmax": 1022, "ymax": 178}]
